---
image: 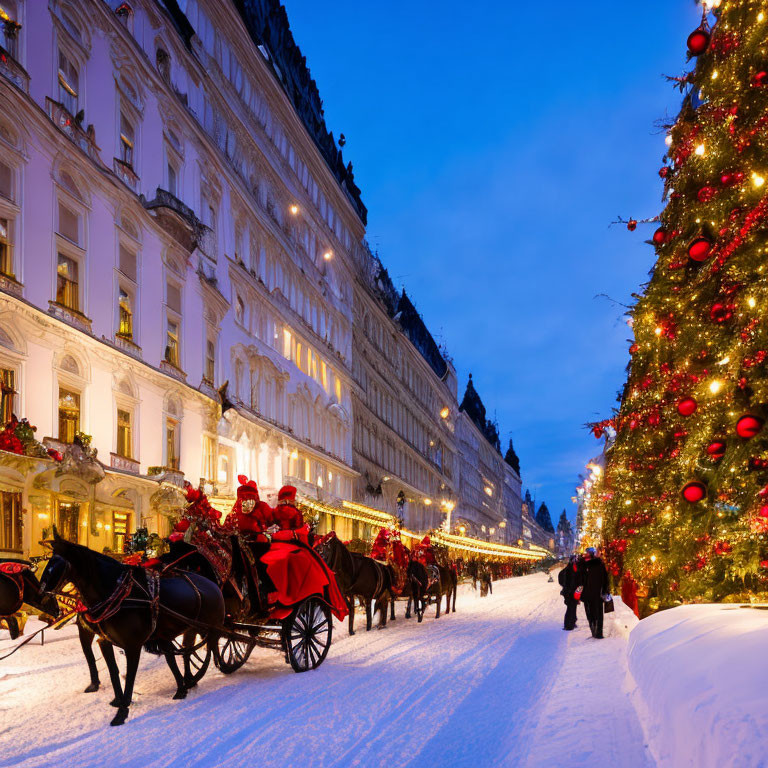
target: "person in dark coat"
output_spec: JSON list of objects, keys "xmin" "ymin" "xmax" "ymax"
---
[
  {"xmin": 557, "ymin": 555, "xmax": 580, "ymax": 630},
  {"xmin": 577, "ymin": 547, "xmax": 610, "ymax": 639}
]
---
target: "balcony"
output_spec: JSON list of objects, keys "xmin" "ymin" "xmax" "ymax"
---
[
  {"xmin": 45, "ymin": 98, "xmax": 101, "ymax": 164},
  {"xmin": 113, "ymin": 333, "xmax": 142, "ymax": 360},
  {"xmin": 0, "ymin": 44, "xmax": 28, "ymax": 92},
  {"xmin": 141, "ymin": 188, "xmax": 213, "ymax": 255},
  {"xmin": 0, "ymin": 271, "xmax": 22, "ymax": 298},
  {"xmin": 113, "ymin": 158, "xmax": 139, "ymax": 192},
  {"xmin": 159, "ymin": 359, "xmax": 187, "ymax": 382},
  {"xmin": 110, "ymin": 453, "xmax": 140, "ymax": 475},
  {"xmin": 48, "ymin": 300, "xmax": 92, "ymax": 334}
]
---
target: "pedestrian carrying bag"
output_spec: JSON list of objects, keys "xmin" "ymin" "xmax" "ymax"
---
[{"xmin": 603, "ymin": 595, "xmax": 615, "ymax": 614}]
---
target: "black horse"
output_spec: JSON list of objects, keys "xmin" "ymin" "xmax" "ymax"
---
[
  {"xmin": 41, "ymin": 531, "xmax": 225, "ymax": 726},
  {"xmin": 389, "ymin": 560, "xmax": 427, "ymax": 623},
  {"xmin": 315, "ymin": 534, "xmax": 390, "ymax": 634},
  {"xmin": 0, "ymin": 558, "xmax": 60, "ymax": 639},
  {"xmin": 423, "ymin": 562, "xmax": 458, "ymax": 619}
]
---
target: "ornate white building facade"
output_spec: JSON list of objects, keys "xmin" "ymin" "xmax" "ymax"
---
[{"xmin": 0, "ymin": 0, "xmax": 365, "ymax": 557}]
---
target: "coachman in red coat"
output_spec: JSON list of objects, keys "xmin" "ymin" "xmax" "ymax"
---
[
  {"xmin": 272, "ymin": 485, "xmax": 304, "ymax": 530},
  {"xmin": 229, "ymin": 476, "xmax": 274, "ymax": 533}
]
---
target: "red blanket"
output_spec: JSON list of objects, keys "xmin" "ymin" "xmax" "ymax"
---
[{"xmin": 260, "ymin": 541, "xmax": 348, "ymax": 621}]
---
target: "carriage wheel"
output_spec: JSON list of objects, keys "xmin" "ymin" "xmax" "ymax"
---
[
  {"xmin": 282, "ymin": 597, "xmax": 332, "ymax": 673},
  {"xmin": 215, "ymin": 633, "xmax": 255, "ymax": 674},
  {"xmin": 172, "ymin": 632, "xmax": 211, "ymax": 686}
]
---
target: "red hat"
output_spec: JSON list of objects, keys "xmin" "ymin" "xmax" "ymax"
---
[
  {"xmin": 278, "ymin": 485, "xmax": 297, "ymax": 503},
  {"xmin": 236, "ymin": 474, "xmax": 260, "ymax": 503}
]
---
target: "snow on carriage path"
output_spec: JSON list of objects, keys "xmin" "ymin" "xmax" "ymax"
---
[{"xmin": 0, "ymin": 573, "xmax": 653, "ymax": 768}]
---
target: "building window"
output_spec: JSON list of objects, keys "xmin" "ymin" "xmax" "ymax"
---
[
  {"xmin": 0, "ymin": 160, "xmax": 12, "ymax": 201},
  {"xmin": 167, "ymin": 161, "xmax": 177, "ymax": 197},
  {"xmin": 58, "ymin": 387, "xmax": 80, "ymax": 443},
  {"xmin": 165, "ymin": 417, "xmax": 179, "ymax": 469},
  {"xmin": 205, "ymin": 338, "xmax": 215, "ymax": 384},
  {"xmin": 202, "ymin": 434, "xmax": 215, "ymax": 483},
  {"xmin": 0, "ymin": 367, "xmax": 15, "ymax": 423},
  {"xmin": 116, "ymin": 408, "xmax": 132, "ymax": 458},
  {"xmin": 0, "ymin": 217, "xmax": 13, "ymax": 279},
  {"xmin": 0, "ymin": 490, "xmax": 22, "ymax": 552},
  {"xmin": 56, "ymin": 254, "xmax": 79, "ymax": 311},
  {"xmin": 0, "ymin": 2, "xmax": 20, "ymax": 60},
  {"xmin": 235, "ymin": 295, "xmax": 244, "ymax": 325},
  {"xmin": 57, "ymin": 49, "xmax": 79, "ymax": 115},
  {"xmin": 165, "ymin": 318, "xmax": 179, "ymax": 367},
  {"xmin": 56, "ymin": 501, "xmax": 80, "ymax": 543},
  {"xmin": 117, "ymin": 287, "xmax": 133, "ymax": 339},
  {"xmin": 57, "ymin": 201, "xmax": 80, "ymax": 245},
  {"xmin": 119, "ymin": 243, "xmax": 136, "ymax": 281},
  {"xmin": 112, "ymin": 510, "xmax": 129, "ymax": 553},
  {"xmin": 119, "ymin": 112, "xmax": 135, "ymax": 167}
]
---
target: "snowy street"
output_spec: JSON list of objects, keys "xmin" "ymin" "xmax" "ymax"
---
[{"xmin": 0, "ymin": 573, "xmax": 653, "ymax": 768}]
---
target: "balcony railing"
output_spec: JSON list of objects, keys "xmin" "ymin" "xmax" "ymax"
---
[
  {"xmin": 141, "ymin": 187, "xmax": 213, "ymax": 255},
  {"xmin": 0, "ymin": 44, "xmax": 28, "ymax": 92},
  {"xmin": 48, "ymin": 300, "xmax": 92, "ymax": 334},
  {"xmin": 113, "ymin": 158, "xmax": 139, "ymax": 192},
  {"xmin": 45, "ymin": 98, "xmax": 100, "ymax": 163}
]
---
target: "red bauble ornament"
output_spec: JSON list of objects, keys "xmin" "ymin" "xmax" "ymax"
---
[
  {"xmin": 687, "ymin": 28, "xmax": 710, "ymax": 56},
  {"xmin": 682, "ymin": 481, "xmax": 707, "ymax": 503},
  {"xmin": 652, "ymin": 227, "xmax": 667, "ymax": 245},
  {"xmin": 688, "ymin": 236, "xmax": 713, "ymax": 262},
  {"xmin": 737, "ymin": 414, "xmax": 764, "ymax": 439},
  {"xmin": 759, "ymin": 505, "xmax": 768, "ymax": 518},
  {"xmin": 698, "ymin": 186, "xmax": 716, "ymax": 203},
  {"xmin": 710, "ymin": 302, "xmax": 734, "ymax": 323},
  {"xmin": 760, "ymin": 560, "xmax": 768, "ymax": 569},
  {"xmin": 753, "ymin": 71, "xmax": 768, "ymax": 87},
  {"xmin": 707, "ymin": 440, "xmax": 727, "ymax": 462},
  {"xmin": 627, "ymin": 219, "xmax": 638, "ymax": 232},
  {"xmin": 659, "ymin": 167, "xmax": 669, "ymax": 179},
  {"xmin": 678, "ymin": 397, "xmax": 698, "ymax": 417}
]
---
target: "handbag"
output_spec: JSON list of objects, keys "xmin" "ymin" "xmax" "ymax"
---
[{"xmin": 603, "ymin": 595, "xmax": 615, "ymax": 613}]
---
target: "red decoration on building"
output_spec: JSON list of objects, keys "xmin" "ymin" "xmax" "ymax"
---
[
  {"xmin": 682, "ymin": 481, "xmax": 707, "ymax": 503},
  {"xmin": 736, "ymin": 414, "xmax": 764, "ymax": 439},
  {"xmin": 677, "ymin": 397, "xmax": 698, "ymax": 417}
]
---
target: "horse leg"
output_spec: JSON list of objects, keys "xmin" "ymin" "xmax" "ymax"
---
[
  {"xmin": 435, "ymin": 589, "xmax": 441, "ymax": 619},
  {"xmin": 453, "ymin": 583, "xmax": 458, "ymax": 612},
  {"xmin": 405, "ymin": 596, "xmax": 411, "ymax": 620},
  {"xmin": 181, "ymin": 629, "xmax": 198, "ymax": 689},
  {"xmin": 365, "ymin": 598, "xmax": 373, "ymax": 631},
  {"xmin": 161, "ymin": 641, "xmax": 187, "ymax": 700},
  {"xmin": 347, "ymin": 596, "xmax": 355, "ymax": 636},
  {"xmin": 98, "ymin": 639, "xmax": 123, "ymax": 709},
  {"xmin": 78, "ymin": 621, "xmax": 100, "ymax": 692},
  {"xmin": 390, "ymin": 596, "xmax": 396, "ymax": 621},
  {"xmin": 111, "ymin": 645, "xmax": 140, "ymax": 726},
  {"xmin": 378, "ymin": 594, "xmax": 388, "ymax": 628},
  {"xmin": 445, "ymin": 589, "xmax": 451, "ymax": 615}
]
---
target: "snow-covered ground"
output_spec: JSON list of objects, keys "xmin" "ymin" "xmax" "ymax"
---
[
  {"xmin": 0, "ymin": 573, "xmax": 653, "ymax": 768},
  {"xmin": 628, "ymin": 603, "xmax": 768, "ymax": 768}
]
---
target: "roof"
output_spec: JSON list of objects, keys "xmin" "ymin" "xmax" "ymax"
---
[
  {"xmin": 460, "ymin": 374, "xmax": 501, "ymax": 453},
  {"xmin": 395, "ymin": 292, "xmax": 448, "ymax": 380}
]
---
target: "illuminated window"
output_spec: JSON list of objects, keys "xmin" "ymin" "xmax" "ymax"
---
[
  {"xmin": 165, "ymin": 318, "xmax": 179, "ymax": 367},
  {"xmin": 0, "ymin": 367, "xmax": 15, "ymax": 423},
  {"xmin": 57, "ymin": 387, "xmax": 80, "ymax": 443},
  {"xmin": 56, "ymin": 254, "xmax": 79, "ymax": 311},
  {"xmin": 117, "ymin": 287, "xmax": 133, "ymax": 339},
  {"xmin": 116, "ymin": 408, "xmax": 132, "ymax": 458},
  {"xmin": 0, "ymin": 160, "xmax": 12, "ymax": 201},
  {"xmin": 0, "ymin": 490, "xmax": 22, "ymax": 552},
  {"xmin": 202, "ymin": 434, "xmax": 216, "ymax": 482},
  {"xmin": 0, "ymin": 2, "xmax": 20, "ymax": 59},
  {"xmin": 0, "ymin": 217, "xmax": 13, "ymax": 279},
  {"xmin": 335, "ymin": 375, "xmax": 341, "ymax": 402},
  {"xmin": 119, "ymin": 112, "xmax": 135, "ymax": 167},
  {"xmin": 57, "ymin": 50, "xmax": 79, "ymax": 115},
  {"xmin": 112, "ymin": 511, "xmax": 129, "ymax": 553},
  {"xmin": 165, "ymin": 418, "xmax": 179, "ymax": 469},
  {"xmin": 283, "ymin": 328, "xmax": 292, "ymax": 359}
]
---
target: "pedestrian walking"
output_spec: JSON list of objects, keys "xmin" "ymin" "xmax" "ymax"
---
[
  {"xmin": 577, "ymin": 547, "xmax": 610, "ymax": 639},
  {"xmin": 557, "ymin": 555, "xmax": 580, "ymax": 630}
]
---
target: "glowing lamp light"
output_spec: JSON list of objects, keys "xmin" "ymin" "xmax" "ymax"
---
[
  {"xmin": 290, "ymin": 449, "xmax": 299, "ymax": 460},
  {"xmin": 440, "ymin": 407, "xmax": 450, "ymax": 419},
  {"xmin": 665, "ymin": 134, "xmax": 673, "ymax": 147},
  {"xmin": 752, "ymin": 173, "xmax": 766, "ymax": 188},
  {"xmin": 709, "ymin": 380, "xmax": 723, "ymax": 395},
  {"xmin": 736, "ymin": 414, "xmax": 764, "ymax": 439},
  {"xmin": 323, "ymin": 251, "xmax": 333, "ymax": 261},
  {"xmin": 748, "ymin": 297, "xmax": 757, "ymax": 308},
  {"xmin": 289, "ymin": 204, "xmax": 299, "ymax": 215},
  {"xmin": 759, "ymin": 11, "xmax": 766, "ymax": 22},
  {"xmin": 650, "ymin": 555, "xmax": 657, "ymax": 563},
  {"xmin": 682, "ymin": 481, "xmax": 707, "ymax": 504},
  {"xmin": 654, "ymin": 326, "xmax": 663, "ymax": 336},
  {"xmin": 694, "ymin": 143, "xmax": 705, "ymax": 156},
  {"xmin": 424, "ymin": 498, "xmax": 432, "ymax": 506}
]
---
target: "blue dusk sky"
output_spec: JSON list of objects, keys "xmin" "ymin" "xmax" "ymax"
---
[{"xmin": 285, "ymin": 1, "xmax": 703, "ymax": 521}]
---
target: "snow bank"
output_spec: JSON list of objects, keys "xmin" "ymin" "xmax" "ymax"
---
[{"xmin": 627, "ymin": 603, "xmax": 768, "ymax": 768}]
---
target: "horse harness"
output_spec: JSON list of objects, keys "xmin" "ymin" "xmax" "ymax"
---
[{"xmin": 0, "ymin": 561, "xmax": 31, "ymax": 616}]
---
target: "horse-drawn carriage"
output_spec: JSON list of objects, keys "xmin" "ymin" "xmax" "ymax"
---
[{"xmin": 0, "ymin": 478, "xmax": 347, "ymax": 726}]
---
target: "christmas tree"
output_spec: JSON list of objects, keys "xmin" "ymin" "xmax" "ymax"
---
[{"xmin": 596, "ymin": 0, "xmax": 768, "ymax": 612}]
